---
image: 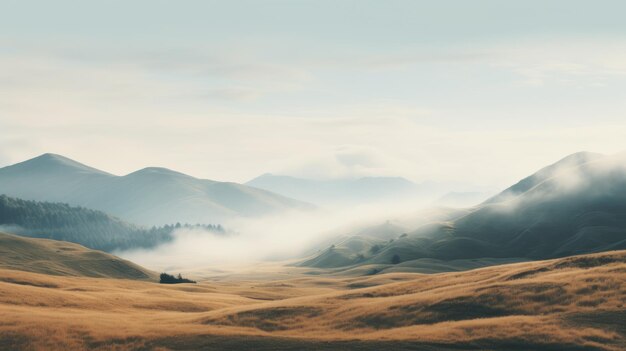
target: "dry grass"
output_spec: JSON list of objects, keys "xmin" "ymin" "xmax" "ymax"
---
[
  {"xmin": 0, "ymin": 232, "xmax": 157, "ymax": 280},
  {"xmin": 0, "ymin": 250, "xmax": 625, "ymax": 350}
]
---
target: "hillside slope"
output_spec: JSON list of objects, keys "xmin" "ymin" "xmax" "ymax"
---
[
  {"xmin": 484, "ymin": 151, "xmax": 604, "ymax": 204},
  {"xmin": 0, "ymin": 195, "xmax": 226, "ymax": 252},
  {"xmin": 0, "ymin": 232, "xmax": 157, "ymax": 280},
  {"xmin": 0, "ymin": 154, "xmax": 312, "ymax": 225},
  {"xmin": 302, "ymin": 152, "xmax": 626, "ymax": 269},
  {"xmin": 0, "ymin": 250, "xmax": 624, "ymax": 350}
]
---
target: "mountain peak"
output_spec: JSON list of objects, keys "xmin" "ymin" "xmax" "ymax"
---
[
  {"xmin": 126, "ymin": 167, "xmax": 194, "ymax": 178},
  {"xmin": 38, "ymin": 152, "xmax": 64, "ymax": 159},
  {"xmin": 555, "ymin": 151, "xmax": 604, "ymax": 165},
  {"xmin": 484, "ymin": 151, "xmax": 605, "ymax": 204},
  {"xmin": 0, "ymin": 153, "xmax": 111, "ymax": 176},
  {"xmin": 32, "ymin": 153, "xmax": 74, "ymax": 163}
]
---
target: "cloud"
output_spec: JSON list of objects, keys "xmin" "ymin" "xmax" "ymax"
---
[
  {"xmin": 335, "ymin": 145, "xmax": 382, "ymax": 168},
  {"xmin": 116, "ymin": 201, "xmax": 426, "ymax": 271},
  {"xmin": 2, "ymin": 38, "xmax": 626, "ymax": 186},
  {"xmin": 195, "ymin": 88, "xmax": 264, "ymax": 102},
  {"xmin": 489, "ymin": 152, "xmax": 626, "ymax": 214},
  {"xmin": 0, "ymin": 46, "xmax": 312, "ymax": 115},
  {"xmin": 353, "ymin": 50, "xmax": 494, "ymax": 70},
  {"xmin": 269, "ymin": 144, "xmax": 419, "ymax": 180},
  {"xmin": 494, "ymin": 39, "xmax": 626, "ymax": 87}
]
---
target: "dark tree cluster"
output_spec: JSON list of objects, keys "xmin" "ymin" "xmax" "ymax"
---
[
  {"xmin": 159, "ymin": 273, "xmax": 196, "ymax": 284},
  {"xmin": 369, "ymin": 244, "xmax": 382, "ymax": 254},
  {"xmin": 391, "ymin": 254, "xmax": 401, "ymax": 264},
  {"xmin": 0, "ymin": 194, "xmax": 225, "ymax": 252}
]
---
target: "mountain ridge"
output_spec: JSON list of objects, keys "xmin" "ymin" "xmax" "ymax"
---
[
  {"xmin": 484, "ymin": 151, "xmax": 604, "ymax": 204},
  {"xmin": 0, "ymin": 154, "xmax": 312, "ymax": 226},
  {"xmin": 301, "ymin": 152, "xmax": 626, "ymax": 271},
  {"xmin": 3, "ymin": 153, "xmax": 113, "ymax": 176}
]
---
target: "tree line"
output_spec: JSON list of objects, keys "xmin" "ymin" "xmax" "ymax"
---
[{"xmin": 0, "ymin": 194, "xmax": 224, "ymax": 252}]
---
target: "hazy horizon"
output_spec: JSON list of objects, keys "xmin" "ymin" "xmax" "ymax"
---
[
  {"xmin": 2, "ymin": 3, "xmax": 626, "ymax": 349},
  {"xmin": 2, "ymin": 1, "xmax": 626, "ymax": 189}
]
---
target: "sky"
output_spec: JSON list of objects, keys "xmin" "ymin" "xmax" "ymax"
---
[{"xmin": 1, "ymin": 0, "xmax": 626, "ymax": 189}]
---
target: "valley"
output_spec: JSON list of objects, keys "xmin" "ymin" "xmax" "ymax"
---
[
  {"xmin": 3, "ymin": 3, "xmax": 626, "ymax": 349},
  {"xmin": 1, "ymin": 152, "xmax": 626, "ymax": 351},
  {"xmin": 0, "ymin": 249, "xmax": 624, "ymax": 350}
]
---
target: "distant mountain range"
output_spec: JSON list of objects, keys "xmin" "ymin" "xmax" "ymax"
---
[
  {"xmin": 301, "ymin": 151, "xmax": 626, "ymax": 272},
  {"xmin": 246, "ymin": 173, "xmax": 481, "ymax": 206},
  {"xmin": 0, "ymin": 153, "xmax": 312, "ymax": 225}
]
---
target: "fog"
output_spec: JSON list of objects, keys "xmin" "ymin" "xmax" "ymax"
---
[
  {"xmin": 116, "ymin": 197, "xmax": 438, "ymax": 272},
  {"xmin": 116, "ymin": 151, "xmax": 626, "ymax": 272},
  {"xmin": 487, "ymin": 152, "xmax": 626, "ymax": 214},
  {"xmin": 0, "ymin": 225, "xmax": 26, "ymax": 235}
]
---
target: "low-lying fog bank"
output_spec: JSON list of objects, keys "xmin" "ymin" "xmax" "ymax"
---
[{"xmin": 115, "ymin": 198, "xmax": 444, "ymax": 272}]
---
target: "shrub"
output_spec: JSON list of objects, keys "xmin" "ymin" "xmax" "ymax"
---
[
  {"xmin": 391, "ymin": 254, "xmax": 401, "ymax": 264},
  {"xmin": 159, "ymin": 273, "xmax": 196, "ymax": 284},
  {"xmin": 366, "ymin": 268, "xmax": 380, "ymax": 275},
  {"xmin": 369, "ymin": 245, "xmax": 382, "ymax": 254}
]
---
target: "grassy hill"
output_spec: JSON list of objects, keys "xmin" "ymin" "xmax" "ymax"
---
[
  {"xmin": 0, "ymin": 232, "xmax": 157, "ymax": 280},
  {"xmin": 0, "ymin": 250, "xmax": 623, "ymax": 350},
  {"xmin": 301, "ymin": 152, "xmax": 626, "ymax": 270}
]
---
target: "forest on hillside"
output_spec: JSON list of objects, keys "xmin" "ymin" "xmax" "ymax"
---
[{"xmin": 0, "ymin": 194, "xmax": 224, "ymax": 252}]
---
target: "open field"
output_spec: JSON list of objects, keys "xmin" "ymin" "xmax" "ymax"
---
[{"xmin": 1, "ymin": 250, "xmax": 625, "ymax": 350}]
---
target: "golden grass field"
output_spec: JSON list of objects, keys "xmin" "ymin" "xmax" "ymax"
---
[
  {"xmin": 0, "ymin": 244, "xmax": 625, "ymax": 351},
  {"xmin": 0, "ymin": 233, "xmax": 157, "ymax": 281}
]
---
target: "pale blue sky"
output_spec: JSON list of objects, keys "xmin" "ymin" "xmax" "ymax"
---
[{"xmin": 1, "ymin": 1, "xmax": 626, "ymax": 187}]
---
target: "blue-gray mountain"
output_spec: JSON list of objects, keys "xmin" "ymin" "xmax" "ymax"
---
[
  {"xmin": 246, "ymin": 174, "xmax": 480, "ymax": 206},
  {"xmin": 0, "ymin": 154, "xmax": 313, "ymax": 226},
  {"xmin": 302, "ymin": 152, "xmax": 626, "ymax": 270}
]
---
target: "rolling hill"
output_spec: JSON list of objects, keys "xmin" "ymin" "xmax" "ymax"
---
[
  {"xmin": 0, "ymin": 154, "xmax": 312, "ymax": 225},
  {"xmin": 301, "ymin": 152, "xmax": 626, "ymax": 270},
  {"xmin": 0, "ymin": 232, "xmax": 157, "ymax": 280},
  {"xmin": 0, "ymin": 249, "xmax": 624, "ymax": 350}
]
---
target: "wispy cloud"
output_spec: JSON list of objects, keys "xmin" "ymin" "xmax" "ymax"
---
[{"xmin": 2, "ymin": 24, "xmax": 626, "ymax": 186}]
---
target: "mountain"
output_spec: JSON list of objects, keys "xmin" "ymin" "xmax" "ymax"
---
[
  {"xmin": 0, "ymin": 194, "xmax": 223, "ymax": 251},
  {"xmin": 0, "ymin": 154, "xmax": 312, "ymax": 225},
  {"xmin": 301, "ymin": 152, "xmax": 626, "ymax": 271},
  {"xmin": 299, "ymin": 221, "xmax": 408, "ymax": 268},
  {"xmin": 0, "ymin": 232, "xmax": 157, "ymax": 280},
  {"xmin": 484, "ymin": 151, "xmax": 604, "ymax": 204},
  {"xmin": 246, "ymin": 174, "xmax": 436, "ymax": 206}
]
